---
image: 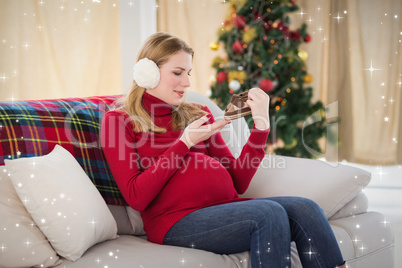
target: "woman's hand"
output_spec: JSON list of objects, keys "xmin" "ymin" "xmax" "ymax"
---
[
  {"xmin": 246, "ymin": 87, "xmax": 270, "ymax": 130},
  {"xmin": 180, "ymin": 114, "xmax": 230, "ymax": 149}
]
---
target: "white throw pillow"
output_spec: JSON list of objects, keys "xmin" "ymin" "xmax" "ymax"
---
[
  {"xmin": 4, "ymin": 145, "xmax": 118, "ymax": 261},
  {"xmin": 0, "ymin": 173, "xmax": 62, "ymax": 267},
  {"xmin": 241, "ymin": 155, "xmax": 371, "ymax": 218}
]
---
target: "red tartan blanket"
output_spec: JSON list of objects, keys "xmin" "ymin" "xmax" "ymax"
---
[{"xmin": 0, "ymin": 95, "xmax": 127, "ymax": 206}]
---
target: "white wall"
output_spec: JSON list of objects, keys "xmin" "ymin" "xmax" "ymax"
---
[{"xmin": 119, "ymin": 0, "xmax": 157, "ymax": 93}]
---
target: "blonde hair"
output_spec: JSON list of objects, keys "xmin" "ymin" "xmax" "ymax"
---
[{"xmin": 118, "ymin": 32, "xmax": 207, "ymax": 133}]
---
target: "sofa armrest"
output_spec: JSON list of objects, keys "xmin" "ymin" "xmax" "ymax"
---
[
  {"xmin": 329, "ymin": 191, "xmax": 369, "ymax": 220},
  {"xmin": 240, "ymin": 155, "xmax": 371, "ymax": 218}
]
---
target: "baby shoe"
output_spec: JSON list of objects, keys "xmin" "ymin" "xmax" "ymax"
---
[{"xmin": 224, "ymin": 91, "xmax": 252, "ymax": 120}]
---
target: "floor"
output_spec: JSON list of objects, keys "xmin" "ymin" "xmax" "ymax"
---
[{"xmin": 341, "ymin": 161, "xmax": 402, "ymax": 267}]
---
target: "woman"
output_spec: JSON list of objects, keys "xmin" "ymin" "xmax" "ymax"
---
[{"xmin": 101, "ymin": 32, "xmax": 345, "ymax": 268}]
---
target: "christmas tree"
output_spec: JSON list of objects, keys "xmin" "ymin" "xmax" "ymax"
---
[{"xmin": 209, "ymin": 0, "xmax": 333, "ymax": 158}]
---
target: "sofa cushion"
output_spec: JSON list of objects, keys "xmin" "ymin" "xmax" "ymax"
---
[
  {"xmin": 107, "ymin": 204, "xmax": 135, "ymax": 235},
  {"xmin": 126, "ymin": 206, "xmax": 146, "ymax": 235},
  {"xmin": 241, "ymin": 155, "xmax": 371, "ymax": 218},
  {"xmin": 0, "ymin": 96, "xmax": 126, "ymax": 205},
  {"xmin": 54, "ymin": 212, "xmax": 395, "ymax": 268},
  {"xmin": 55, "ymin": 235, "xmax": 251, "ymax": 268},
  {"xmin": 4, "ymin": 145, "xmax": 118, "ymax": 261},
  {"xmin": 0, "ymin": 173, "xmax": 62, "ymax": 268}
]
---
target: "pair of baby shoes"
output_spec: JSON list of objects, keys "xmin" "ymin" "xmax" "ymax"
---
[{"xmin": 224, "ymin": 91, "xmax": 252, "ymax": 120}]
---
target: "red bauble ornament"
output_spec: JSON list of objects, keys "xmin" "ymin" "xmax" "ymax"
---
[
  {"xmin": 304, "ymin": 35, "xmax": 312, "ymax": 42},
  {"xmin": 233, "ymin": 41, "xmax": 246, "ymax": 54},
  {"xmin": 282, "ymin": 27, "xmax": 290, "ymax": 37},
  {"xmin": 216, "ymin": 71, "xmax": 228, "ymax": 84},
  {"xmin": 253, "ymin": 11, "xmax": 262, "ymax": 20},
  {"xmin": 259, "ymin": 79, "xmax": 274, "ymax": 93},
  {"xmin": 234, "ymin": 15, "xmax": 247, "ymax": 29},
  {"xmin": 278, "ymin": 21, "xmax": 289, "ymax": 37},
  {"xmin": 277, "ymin": 21, "xmax": 286, "ymax": 31},
  {"xmin": 290, "ymin": 31, "xmax": 301, "ymax": 41},
  {"xmin": 262, "ymin": 20, "xmax": 273, "ymax": 33}
]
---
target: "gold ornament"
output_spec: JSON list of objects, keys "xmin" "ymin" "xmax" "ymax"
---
[
  {"xmin": 212, "ymin": 56, "xmax": 226, "ymax": 63},
  {"xmin": 209, "ymin": 42, "xmax": 220, "ymax": 50},
  {"xmin": 298, "ymin": 49, "xmax": 308, "ymax": 61},
  {"xmin": 225, "ymin": 23, "xmax": 233, "ymax": 32},
  {"xmin": 228, "ymin": 70, "xmax": 247, "ymax": 81},
  {"xmin": 304, "ymin": 74, "xmax": 313, "ymax": 83},
  {"xmin": 211, "ymin": 56, "xmax": 226, "ymax": 68},
  {"xmin": 320, "ymin": 109, "xmax": 325, "ymax": 118},
  {"xmin": 243, "ymin": 27, "xmax": 257, "ymax": 43},
  {"xmin": 285, "ymin": 50, "xmax": 295, "ymax": 63},
  {"xmin": 238, "ymin": 71, "xmax": 247, "ymax": 80},
  {"xmin": 284, "ymin": 138, "xmax": 298, "ymax": 149}
]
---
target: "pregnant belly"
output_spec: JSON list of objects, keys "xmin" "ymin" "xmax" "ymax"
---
[{"xmin": 154, "ymin": 152, "xmax": 238, "ymax": 211}]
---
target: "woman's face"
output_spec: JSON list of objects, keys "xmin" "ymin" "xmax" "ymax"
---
[{"xmin": 146, "ymin": 50, "xmax": 192, "ymax": 106}]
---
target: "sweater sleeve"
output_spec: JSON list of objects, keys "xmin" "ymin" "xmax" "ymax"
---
[
  {"xmin": 204, "ymin": 109, "xmax": 270, "ymax": 194},
  {"xmin": 101, "ymin": 111, "xmax": 189, "ymax": 211}
]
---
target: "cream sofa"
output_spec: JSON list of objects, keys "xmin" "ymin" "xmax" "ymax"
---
[{"xmin": 0, "ymin": 91, "xmax": 394, "ymax": 267}]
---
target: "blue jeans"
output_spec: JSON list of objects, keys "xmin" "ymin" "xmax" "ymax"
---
[{"xmin": 163, "ymin": 197, "xmax": 344, "ymax": 268}]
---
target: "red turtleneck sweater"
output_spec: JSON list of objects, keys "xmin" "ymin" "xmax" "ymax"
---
[{"xmin": 101, "ymin": 92, "xmax": 270, "ymax": 244}]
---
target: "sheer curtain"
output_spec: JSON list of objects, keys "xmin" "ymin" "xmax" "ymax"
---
[
  {"xmin": 157, "ymin": 0, "xmax": 401, "ymax": 164},
  {"xmin": 0, "ymin": 0, "xmax": 122, "ymax": 101}
]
